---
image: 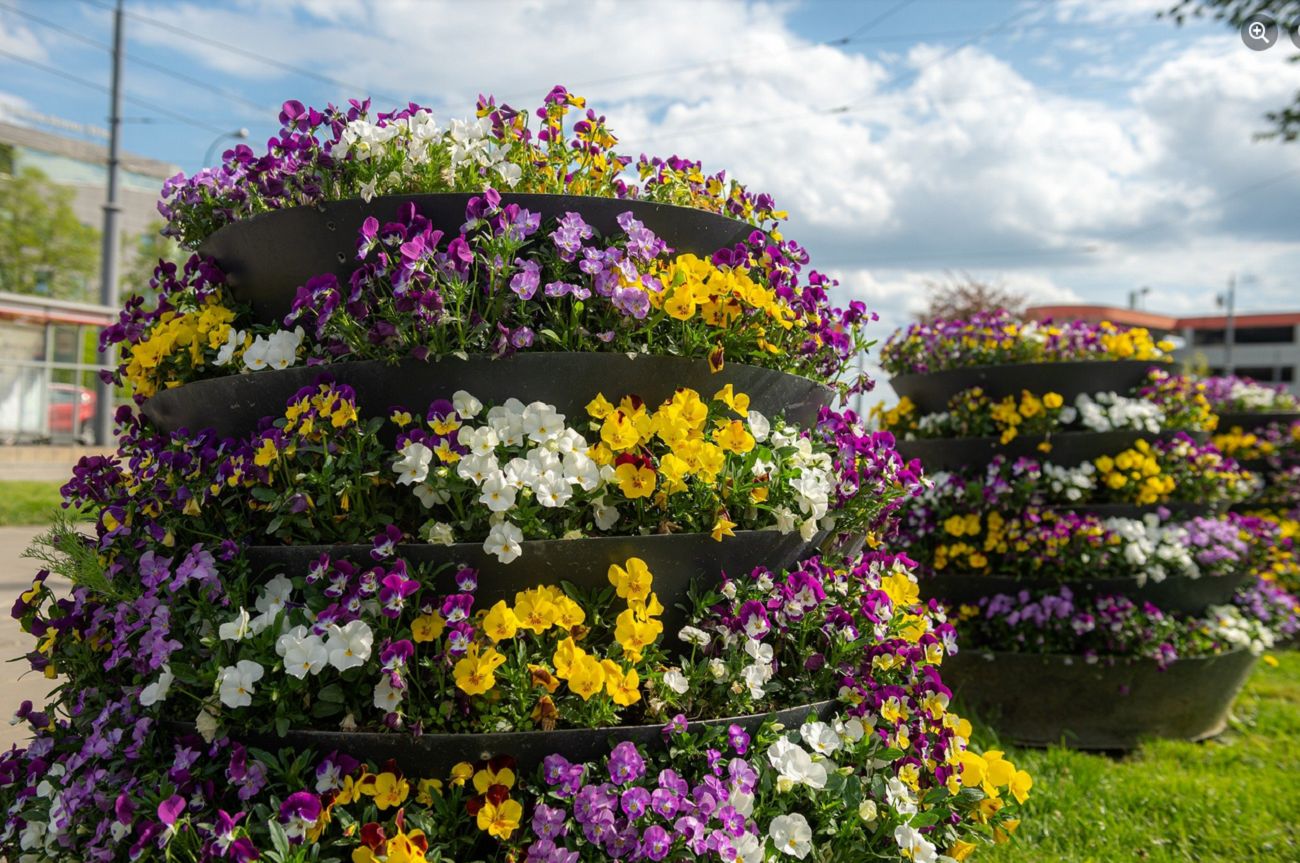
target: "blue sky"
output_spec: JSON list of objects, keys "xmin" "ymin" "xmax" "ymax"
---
[{"xmin": 2, "ymin": 0, "xmax": 1299, "ymax": 343}]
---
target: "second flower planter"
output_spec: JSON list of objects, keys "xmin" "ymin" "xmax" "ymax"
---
[
  {"xmin": 142, "ymin": 353, "xmax": 834, "ymax": 440},
  {"xmin": 942, "ymin": 648, "xmax": 1256, "ymax": 750}
]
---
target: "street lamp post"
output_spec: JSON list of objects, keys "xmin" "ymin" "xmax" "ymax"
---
[
  {"xmin": 1216, "ymin": 276, "xmax": 1237, "ymax": 376},
  {"xmin": 202, "ymin": 128, "xmax": 251, "ymax": 168}
]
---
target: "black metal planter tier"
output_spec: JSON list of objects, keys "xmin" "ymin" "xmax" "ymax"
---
[
  {"xmin": 213, "ymin": 699, "xmax": 836, "ymax": 776},
  {"xmin": 942, "ymin": 648, "xmax": 1257, "ymax": 750},
  {"xmin": 142, "ymin": 354, "xmax": 833, "ymax": 440},
  {"xmin": 1214, "ymin": 411, "xmax": 1300, "ymax": 431},
  {"xmin": 199, "ymin": 194, "xmax": 760, "ymax": 325},
  {"xmin": 889, "ymin": 360, "xmax": 1157, "ymax": 416},
  {"xmin": 895, "ymin": 430, "xmax": 1207, "ymax": 472},
  {"xmin": 245, "ymin": 530, "xmax": 822, "ymax": 645},
  {"xmin": 919, "ymin": 567, "xmax": 1250, "ymax": 616}
]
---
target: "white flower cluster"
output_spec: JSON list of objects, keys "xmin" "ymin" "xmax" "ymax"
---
[
  {"xmin": 1099, "ymin": 515, "xmax": 1197, "ymax": 584},
  {"xmin": 328, "ymin": 111, "xmax": 522, "ymax": 194},
  {"xmin": 394, "ymin": 391, "xmax": 609, "ymax": 564},
  {"xmin": 1041, "ymin": 461, "xmax": 1095, "ymax": 502},
  {"xmin": 203, "ymin": 574, "xmax": 375, "ymax": 711},
  {"xmin": 1201, "ymin": 604, "xmax": 1276, "ymax": 654},
  {"xmin": 1222, "ymin": 378, "xmax": 1293, "ymax": 411},
  {"xmin": 1064, "ymin": 392, "xmax": 1163, "ymax": 433},
  {"xmin": 214, "ymin": 325, "xmax": 304, "ymax": 372},
  {"xmin": 769, "ymin": 423, "xmax": 835, "ymax": 542}
]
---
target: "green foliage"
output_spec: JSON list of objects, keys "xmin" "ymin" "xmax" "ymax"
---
[
  {"xmin": 123, "ymin": 219, "xmax": 185, "ymax": 303},
  {"xmin": 0, "ymin": 167, "xmax": 100, "ymax": 300},
  {"xmin": 0, "ymin": 480, "xmax": 69, "ymax": 526},
  {"xmin": 970, "ymin": 652, "xmax": 1300, "ymax": 862}
]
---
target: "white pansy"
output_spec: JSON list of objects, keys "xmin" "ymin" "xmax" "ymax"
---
[
  {"xmin": 453, "ymin": 390, "xmax": 483, "ymax": 419},
  {"xmin": 281, "ymin": 631, "xmax": 329, "ymax": 679},
  {"xmin": 744, "ymin": 639, "xmax": 774, "ymax": 665},
  {"xmin": 563, "ymin": 452, "xmax": 602, "ymax": 491},
  {"xmin": 242, "ymin": 327, "xmax": 304, "ymax": 371},
  {"xmin": 413, "ymin": 483, "xmax": 447, "ymax": 509},
  {"xmin": 662, "ymin": 669, "xmax": 689, "ymax": 695},
  {"xmin": 484, "ymin": 520, "xmax": 524, "ymax": 564},
  {"xmin": 747, "ymin": 410, "xmax": 770, "ymax": 442},
  {"xmin": 885, "ymin": 776, "xmax": 917, "ymax": 816},
  {"xmin": 769, "ymin": 813, "xmax": 813, "ymax": 859},
  {"xmin": 457, "ymin": 425, "xmax": 499, "ymax": 457},
  {"xmin": 858, "ymin": 799, "xmax": 877, "ymax": 823},
  {"xmin": 730, "ymin": 832, "xmax": 763, "ymax": 863},
  {"xmin": 894, "ymin": 824, "xmax": 937, "ymax": 863},
  {"xmin": 457, "ymin": 453, "xmax": 499, "ymax": 485},
  {"xmin": 393, "ymin": 442, "xmax": 433, "ymax": 486},
  {"xmin": 678, "ymin": 626, "xmax": 712, "ymax": 648},
  {"xmin": 522, "ymin": 402, "xmax": 566, "ymax": 443},
  {"xmin": 373, "ymin": 675, "xmax": 403, "ymax": 712},
  {"xmin": 534, "ymin": 474, "xmax": 573, "ymax": 508},
  {"xmin": 214, "ymin": 328, "xmax": 242, "ymax": 366},
  {"xmin": 800, "ymin": 721, "xmax": 842, "ymax": 756},
  {"xmin": 709, "ymin": 658, "xmax": 728, "ymax": 680},
  {"xmin": 593, "ymin": 498, "xmax": 620, "ymax": 530},
  {"xmin": 766, "ymin": 738, "xmax": 827, "ymax": 789},
  {"xmin": 217, "ymin": 660, "xmax": 265, "ymax": 708},
  {"xmin": 218, "ymin": 607, "xmax": 252, "ymax": 642},
  {"xmin": 326, "ymin": 620, "xmax": 374, "ymax": 671},
  {"xmin": 140, "ymin": 664, "xmax": 174, "ymax": 706},
  {"xmin": 479, "ymin": 472, "xmax": 518, "ymax": 512}
]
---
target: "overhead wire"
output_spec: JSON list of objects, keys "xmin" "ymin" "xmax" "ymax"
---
[{"xmin": 0, "ymin": 0, "xmax": 274, "ymax": 116}]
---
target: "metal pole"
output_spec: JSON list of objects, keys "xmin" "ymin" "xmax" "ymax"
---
[
  {"xmin": 1223, "ymin": 276, "xmax": 1236, "ymax": 376},
  {"xmin": 93, "ymin": 0, "xmax": 124, "ymax": 447}
]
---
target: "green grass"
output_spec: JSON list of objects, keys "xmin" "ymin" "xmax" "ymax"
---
[
  {"xmin": 974, "ymin": 652, "xmax": 1300, "ymax": 863},
  {"xmin": 0, "ymin": 481, "xmax": 67, "ymax": 526}
]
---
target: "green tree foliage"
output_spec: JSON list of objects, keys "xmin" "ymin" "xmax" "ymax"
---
[
  {"xmin": 1164, "ymin": 0, "xmax": 1300, "ymax": 141},
  {"xmin": 123, "ymin": 219, "xmax": 186, "ymax": 303},
  {"xmin": 0, "ymin": 167, "xmax": 101, "ymax": 300}
]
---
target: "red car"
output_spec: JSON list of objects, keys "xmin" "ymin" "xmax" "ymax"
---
[{"xmin": 47, "ymin": 383, "xmax": 96, "ymax": 441}]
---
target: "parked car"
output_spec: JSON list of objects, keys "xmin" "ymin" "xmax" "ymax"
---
[{"xmin": 48, "ymin": 383, "xmax": 95, "ymax": 441}]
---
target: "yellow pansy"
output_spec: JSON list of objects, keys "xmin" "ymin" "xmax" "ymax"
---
[
  {"xmin": 482, "ymin": 600, "xmax": 519, "ymax": 642},
  {"xmin": 614, "ymin": 462, "xmax": 657, "ymax": 499},
  {"xmin": 453, "ymin": 644, "xmax": 506, "ymax": 696},
  {"xmin": 410, "ymin": 612, "xmax": 445, "ymax": 643},
  {"xmin": 476, "ymin": 799, "xmax": 523, "ymax": 839},
  {"xmin": 566, "ymin": 653, "xmax": 606, "ymax": 701}
]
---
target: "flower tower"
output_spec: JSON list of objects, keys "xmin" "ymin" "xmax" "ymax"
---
[
  {"xmin": 1204, "ymin": 375, "xmax": 1300, "ymax": 634},
  {"xmin": 0, "ymin": 91, "xmax": 1030, "ymax": 863},
  {"xmin": 876, "ymin": 312, "xmax": 1300, "ymax": 748}
]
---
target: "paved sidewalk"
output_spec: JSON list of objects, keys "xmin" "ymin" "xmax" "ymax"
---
[{"xmin": 0, "ymin": 526, "xmax": 57, "ymax": 751}]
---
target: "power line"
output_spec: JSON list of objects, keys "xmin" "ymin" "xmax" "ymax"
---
[
  {"xmin": 0, "ymin": 0, "xmax": 273, "ymax": 115},
  {"xmin": 77, "ymin": 0, "xmax": 406, "ymax": 106},
  {"xmin": 0, "ymin": 47, "xmax": 227, "ymax": 134},
  {"xmin": 834, "ymin": 0, "xmax": 920, "ymax": 45}
]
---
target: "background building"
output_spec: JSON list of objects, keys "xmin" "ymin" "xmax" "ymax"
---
[
  {"xmin": 0, "ymin": 120, "xmax": 174, "ymax": 442},
  {"xmin": 1026, "ymin": 305, "xmax": 1300, "ymax": 394}
]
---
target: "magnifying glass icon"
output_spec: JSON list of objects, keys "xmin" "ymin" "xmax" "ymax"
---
[{"xmin": 1248, "ymin": 21, "xmax": 1267, "ymax": 40}]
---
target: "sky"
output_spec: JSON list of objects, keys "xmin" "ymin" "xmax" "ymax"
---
[{"xmin": 2, "ymin": 0, "xmax": 1299, "ymax": 358}]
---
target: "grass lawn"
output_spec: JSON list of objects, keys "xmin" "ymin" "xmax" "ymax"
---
[
  {"xmin": 973, "ymin": 651, "xmax": 1300, "ymax": 863},
  {"xmin": 0, "ymin": 480, "xmax": 67, "ymax": 526}
]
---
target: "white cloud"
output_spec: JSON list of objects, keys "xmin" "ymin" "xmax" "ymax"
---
[
  {"xmin": 111, "ymin": 0, "xmax": 1300, "ymax": 344},
  {"xmin": 0, "ymin": 11, "xmax": 48, "ymax": 63}
]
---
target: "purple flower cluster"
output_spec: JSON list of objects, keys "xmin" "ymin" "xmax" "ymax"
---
[{"xmin": 534, "ymin": 733, "xmax": 762, "ymax": 863}]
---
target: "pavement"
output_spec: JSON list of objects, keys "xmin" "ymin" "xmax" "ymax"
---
[
  {"xmin": 0, "ymin": 526, "xmax": 58, "ymax": 751},
  {"xmin": 0, "ymin": 445, "xmax": 112, "ymax": 481}
]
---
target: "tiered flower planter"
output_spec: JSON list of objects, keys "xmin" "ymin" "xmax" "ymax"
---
[
  {"xmin": 886, "ymin": 354, "xmax": 1266, "ymax": 748},
  {"xmin": 2, "ymin": 95, "xmax": 1037, "ymax": 863}
]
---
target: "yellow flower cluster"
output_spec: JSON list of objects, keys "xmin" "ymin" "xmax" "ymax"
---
[
  {"xmin": 588, "ymin": 385, "xmax": 757, "ymax": 502},
  {"xmin": 1094, "ymin": 440, "xmax": 1174, "ymax": 505},
  {"xmin": 988, "ymin": 391, "xmax": 1064, "ymax": 444},
  {"xmin": 121, "ymin": 299, "xmax": 235, "ymax": 398},
  {"xmin": 450, "ymin": 559, "xmax": 663, "ymax": 716},
  {"xmin": 1097, "ymin": 322, "xmax": 1173, "ymax": 361},
  {"xmin": 652, "ymin": 253, "xmax": 797, "ymax": 341}
]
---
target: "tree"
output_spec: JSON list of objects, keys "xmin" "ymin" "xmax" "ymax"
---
[
  {"xmin": 1164, "ymin": 0, "xmax": 1300, "ymax": 142},
  {"xmin": 123, "ymin": 220, "xmax": 186, "ymax": 303},
  {"xmin": 0, "ymin": 167, "xmax": 100, "ymax": 300},
  {"xmin": 915, "ymin": 273, "xmax": 1026, "ymax": 323}
]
